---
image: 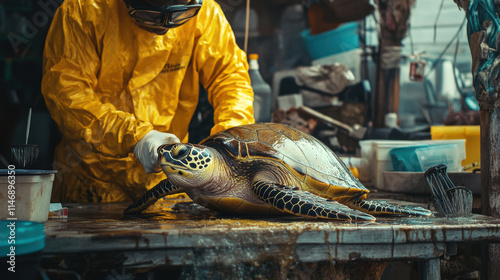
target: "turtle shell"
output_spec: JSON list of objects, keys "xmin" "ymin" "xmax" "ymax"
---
[{"xmin": 200, "ymin": 123, "xmax": 369, "ymax": 202}]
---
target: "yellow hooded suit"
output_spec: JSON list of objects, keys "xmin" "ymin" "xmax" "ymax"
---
[{"xmin": 41, "ymin": 0, "xmax": 255, "ymax": 202}]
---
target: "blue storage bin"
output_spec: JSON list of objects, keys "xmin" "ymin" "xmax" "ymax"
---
[
  {"xmin": 301, "ymin": 22, "xmax": 360, "ymax": 60},
  {"xmin": 390, "ymin": 143, "xmax": 466, "ymax": 172},
  {"xmin": 390, "ymin": 145, "xmax": 428, "ymax": 172}
]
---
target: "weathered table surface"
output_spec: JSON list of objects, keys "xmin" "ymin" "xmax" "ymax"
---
[{"xmin": 42, "ymin": 198, "xmax": 500, "ymax": 279}]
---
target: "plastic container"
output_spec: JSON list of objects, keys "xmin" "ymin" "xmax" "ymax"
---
[
  {"xmin": 358, "ymin": 140, "xmax": 373, "ymax": 184},
  {"xmin": 360, "ymin": 139, "xmax": 466, "ymax": 188},
  {"xmin": 384, "ymin": 113, "xmax": 399, "ymax": 128},
  {"xmin": 359, "ymin": 140, "xmax": 419, "ymax": 187},
  {"xmin": 248, "ymin": 54, "xmax": 272, "ymax": 123},
  {"xmin": 416, "ymin": 144, "xmax": 465, "ymax": 171},
  {"xmin": 301, "ymin": 22, "xmax": 359, "ymax": 60},
  {"xmin": 390, "ymin": 145, "xmax": 429, "ymax": 172},
  {"xmin": 0, "ymin": 169, "xmax": 56, "ymax": 222},
  {"xmin": 390, "ymin": 142, "xmax": 466, "ymax": 172},
  {"xmin": 430, "ymin": 125, "xmax": 480, "ymax": 168},
  {"xmin": 312, "ymin": 48, "xmax": 362, "ymax": 82},
  {"xmin": 0, "ymin": 220, "xmax": 45, "ymax": 280},
  {"xmin": 340, "ymin": 157, "xmax": 365, "ymax": 179},
  {"xmin": 371, "ymin": 141, "xmax": 425, "ymax": 188},
  {"xmin": 382, "ymin": 171, "xmax": 481, "ymax": 194}
]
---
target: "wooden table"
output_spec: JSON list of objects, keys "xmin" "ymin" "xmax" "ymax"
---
[{"xmin": 42, "ymin": 198, "xmax": 500, "ymax": 279}]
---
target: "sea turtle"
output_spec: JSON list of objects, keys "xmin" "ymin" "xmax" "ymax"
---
[{"xmin": 124, "ymin": 123, "xmax": 432, "ymax": 221}]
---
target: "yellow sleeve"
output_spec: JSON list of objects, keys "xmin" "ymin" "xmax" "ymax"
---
[
  {"xmin": 41, "ymin": 1, "xmax": 152, "ymax": 157},
  {"xmin": 193, "ymin": 0, "xmax": 256, "ymax": 135}
]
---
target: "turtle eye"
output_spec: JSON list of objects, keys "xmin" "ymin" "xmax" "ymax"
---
[{"xmin": 172, "ymin": 145, "xmax": 190, "ymax": 158}]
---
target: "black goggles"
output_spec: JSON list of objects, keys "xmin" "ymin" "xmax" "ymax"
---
[{"xmin": 127, "ymin": 0, "xmax": 203, "ymax": 29}]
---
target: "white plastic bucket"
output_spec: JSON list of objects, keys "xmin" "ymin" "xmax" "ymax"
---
[{"xmin": 0, "ymin": 173, "xmax": 55, "ymax": 222}]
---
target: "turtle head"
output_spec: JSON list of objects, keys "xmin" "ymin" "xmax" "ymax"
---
[{"xmin": 158, "ymin": 143, "xmax": 214, "ymax": 186}]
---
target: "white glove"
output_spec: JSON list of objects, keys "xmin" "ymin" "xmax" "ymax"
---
[{"xmin": 134, "ymin": 130, "xmax": 180, "ymax": 173}]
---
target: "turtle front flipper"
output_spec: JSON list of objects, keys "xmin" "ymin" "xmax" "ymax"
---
[
  {"xmin": 346, "ymin": 199, "xmax": 432, "ymax": 217},
  {"xmin": 252, "ymin": 181, "xmax": 376, "ymax": 221},
  {"xmin": 124, "ymin": 179, "xmax": 185, "ymax": 215}
]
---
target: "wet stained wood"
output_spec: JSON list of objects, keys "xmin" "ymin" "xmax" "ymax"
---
[
  {"xmin": 480, "ymin": 107, "xmax": 500, "ymax": 279},
  {"xmin": 40, "ymin": 198, "xmax": 500, "ymax": 279},
  {"xmin": 480, "ymin": 108, "xmax": 500, "ymax": 218},
  {"xmin": 43, "ymin": 200, "xmax": 500, "ymax": 265}
]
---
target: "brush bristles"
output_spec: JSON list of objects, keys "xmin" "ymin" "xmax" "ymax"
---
[
  {"xmin": 425, "ymin": 164, "xmax": 473, "ymax": 217},
  {"xmin": 11, "ymin": 144, "xmax": 39, "ymax": 169}
]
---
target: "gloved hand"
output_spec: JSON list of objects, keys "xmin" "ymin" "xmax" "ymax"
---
[{"xmin": 134, "ymin": 130, "xmax": 180, "ymax": 173}]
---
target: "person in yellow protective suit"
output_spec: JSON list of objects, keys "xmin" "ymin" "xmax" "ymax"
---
[{"xmin": 41, "ymin": 0, "xmax": 255, "ymax": 203}]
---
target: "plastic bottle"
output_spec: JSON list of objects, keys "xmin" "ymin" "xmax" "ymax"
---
[
  {"xmin": 248, "ymin": 54, "xmax": 272, "ymax": 123},
  {"xmin": 384, "ymin": 112, "xmax": 399, "ymax": 128}
]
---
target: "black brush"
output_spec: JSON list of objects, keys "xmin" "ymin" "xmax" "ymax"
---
[
  {"xmin": 10, "ymin": 108, "xmax": 39, "ymax": 169},
  {"xmin": 425, "ymin": 164, "xmax": 473, "ymax": 217}
]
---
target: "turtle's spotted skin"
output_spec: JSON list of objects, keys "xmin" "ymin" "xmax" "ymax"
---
[{"xmin": 124, "ymin": 123, "xmax": 432, "ymax": 221}]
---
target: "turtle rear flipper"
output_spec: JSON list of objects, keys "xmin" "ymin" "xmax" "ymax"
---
[
  {"xmin": 252, "ymin": 181, "xmax": 376, "ymax": 221},
  {"xmin": 124, "ymin": 179, "xmax": 185, "ymax": 215},
  {"xmin": 347, "ymin": 199, "xmax": 432, "ymax": 217}
]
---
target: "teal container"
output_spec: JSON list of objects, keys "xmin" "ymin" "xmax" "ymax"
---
[
  {"xmin": 390, "ymin": 144, "xmax": 465, "ymax": 172},
  {"xmin": 0, "ymin": 220, "xmax": 45, "ymax": 279},
  {"xmin": 301, "ymin": 22, "xmax": 360, "ymax": 60},
  {"xmin": 389, "ymin": 145, "xmax": 429, "ymax": 172}
]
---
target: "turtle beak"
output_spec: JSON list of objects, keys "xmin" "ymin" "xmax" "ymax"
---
[{"xmin": 157, "ymin": 144, "xmax": 175, "ymax": 154}]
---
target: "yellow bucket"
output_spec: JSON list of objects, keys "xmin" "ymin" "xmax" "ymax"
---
[{"xmin": 430, "ymin": 125, "xmax": 480, "ymax": 170}]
